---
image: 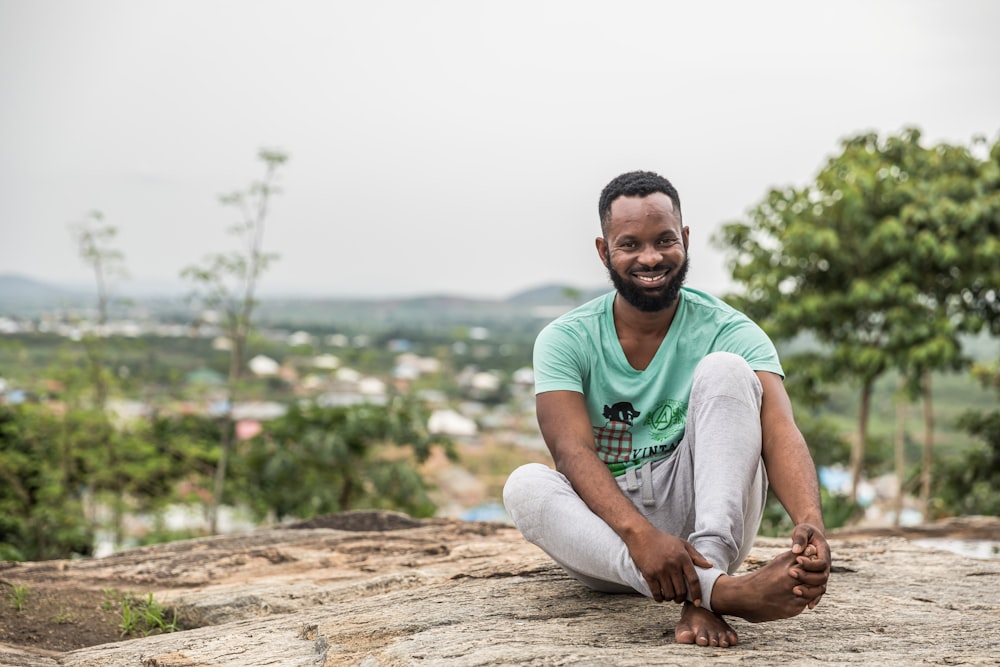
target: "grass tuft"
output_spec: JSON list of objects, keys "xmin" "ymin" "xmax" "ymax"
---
[
  {"xmin": 103, "ymin": 589, "xmax": 181, "ymax": 638},
  {"xmin": 3, "ymin": 583, "xmax": 29, "ymax": 612}
]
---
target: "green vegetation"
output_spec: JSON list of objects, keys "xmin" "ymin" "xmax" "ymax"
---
[
  {"xmin": 0, "ymin": 403, "xmax": 220, "ymax": 560},
  {"xmin": 52, "ymin": 606, "xmax": 76, "ymax": 624},
  {"xmin": 0, "ymin": 405, "xmax": 99, "ymax": 560},
  {"xmin": 232, "ymin": 398, "xmax": 452, "ymax": 521},
  {"xmin": 934, "ymin": 361, "xmax": 1000, "ymax": 516},
  {"xmin": 181, "ymin": 148, "xmax": 290, "ymax": 535},
  {"xmin": 104, "ymin": 590, "xmax": 180, "ymax": 638},
  {"xmin": 5, "ymin": 583, "xmax": 29, "ymax": 611},
  {"xmin": 69, "ymin": 209, "xmax": 127, "ymax": 411},
  {"xmin": 715, "ymin": 127, "xmax": 1000, "ymax": 520}
]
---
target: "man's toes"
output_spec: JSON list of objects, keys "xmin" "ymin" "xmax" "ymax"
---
[{"xmin": 675, "ymin": 627, "xmax": 696, "ymax": 644}]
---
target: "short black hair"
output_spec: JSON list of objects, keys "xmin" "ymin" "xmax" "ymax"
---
[{"xmin": 598, "ymin": 170, "xmax": 682, "ymax": 232}]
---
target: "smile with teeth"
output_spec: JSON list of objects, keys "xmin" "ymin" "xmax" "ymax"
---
[{"xmin": 635, "ymin": 272, "xmax": 667, "ymax": 283}]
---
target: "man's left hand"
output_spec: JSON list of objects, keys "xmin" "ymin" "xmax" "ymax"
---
[{"xmin": 789, "ymin": 522, "xmax": 830, "ymax": 609}]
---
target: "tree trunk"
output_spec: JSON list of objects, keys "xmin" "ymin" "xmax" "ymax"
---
[
  {"xmin": 339, "ymin": 477, "xmax": 354, "ymax": 512},
  {"xmin": 207, "ymin": 315, "xmax": 249, "ymax": 536},
  {"xmin": 893, "ymin": 378, "xmax": 907, "ymax": 527},
  {"xmin": 210, "ymin": 328, "xmax": 244, "ymax": 536},
  {"xmin": 83, "ymin": 339, "xmax": 108, "ymax": 411},
  {"xmin": 850, "ymin": 378, "xmax": 873, "ymax": 505},
  {"xmin": 920, "ymin": 370, "xmax": 934, "ymax": 518},
  {"xmin": 208, "ymin": 420, "xmax": 233, "ymax": 536}
]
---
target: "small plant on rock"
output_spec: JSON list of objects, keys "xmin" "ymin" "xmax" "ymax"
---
[
  {"xmin": 105, "ymin": 590, "xmax": 181, "ymax": 638},
  {"xmin": 4, "ymin": 583, "xmax": 29, "ymax": 611},
  {"xmin": 53, "ymin": 607, "xmax": 76, "ymax": 624}
]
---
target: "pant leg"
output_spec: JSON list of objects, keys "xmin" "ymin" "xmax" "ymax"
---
[
  {"xmin": 683, "ymin": 352, "xmax": 768, "ymax": 567},
  {"xmin": 503, "ymin": 461, "xmax": 649, "ymax": 595},
  {"xmin": 647, "ymin": 351, "xmax": 769, "ymax": 609}
]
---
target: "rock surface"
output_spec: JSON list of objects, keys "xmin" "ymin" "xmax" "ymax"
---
[{"xmin": 1, "ymin": 512, "xmax": 999, "ymax": 666}]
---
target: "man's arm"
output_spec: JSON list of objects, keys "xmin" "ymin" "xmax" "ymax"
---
[
  {"xmin": 756, "ymin": 371, "xmax": 831, "ymax": 607},
  {"xmin": 536, "ymin": 389, "xmax": 712, "ymax": 606}
]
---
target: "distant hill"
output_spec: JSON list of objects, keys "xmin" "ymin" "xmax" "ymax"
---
[
  {"xmin": 0, "ymin": 273, "xmax": 604, "ymax": 307},
  {"xmin": 506, "ymin": 283, "xmax": 607, "ymax": 305},
  {"xmin": 0, "ymin": 272, "xmax": 608, "ymax": 328},
  {"xmin": 246, "ymin": 284, "xmax": 611, "ymax": 329},
  {"xmin": 0, "ymin": 274, "xmax": 85, "ymax": 303}
]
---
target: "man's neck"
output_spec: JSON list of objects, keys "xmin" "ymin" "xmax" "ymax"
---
[
  {"xmin": 611, "ymin": 293, "xmax": 682, "ymax": 371},
  {"xmin": 612, "ymin": 293, "xmax": 681, "ymax": 338}
]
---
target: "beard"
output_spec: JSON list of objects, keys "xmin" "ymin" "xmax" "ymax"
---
[{"xmin": 606, "ymin": 253, "xmax": 689, "ymax": 313}]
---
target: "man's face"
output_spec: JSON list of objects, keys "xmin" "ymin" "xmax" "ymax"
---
[{"xmin": 597, "ymin": 192, "xmax": 690, "ymax": 313}]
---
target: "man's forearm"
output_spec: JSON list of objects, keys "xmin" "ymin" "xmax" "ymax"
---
[
  {"xmin": 762, "ymin": 429, "xmax": 824, "ymax": 529},
  {"xmin": 554, "ymin": 447, "xmax": 655, "ymax": 545}
]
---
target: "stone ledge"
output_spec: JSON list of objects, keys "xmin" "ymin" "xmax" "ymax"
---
[{"xmin": 1, "ymin": 514, "xmax": 998, "ymax": 666}]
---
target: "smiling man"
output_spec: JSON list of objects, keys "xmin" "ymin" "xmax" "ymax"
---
[{"xmin": 503, "ymin": 170, "xmax": 831, "ymax": 647}]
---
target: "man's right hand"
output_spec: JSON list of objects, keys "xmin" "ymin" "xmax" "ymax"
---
[{"xmin": 627, "ymin": 527, "xmax": 713, "ymax": 606}]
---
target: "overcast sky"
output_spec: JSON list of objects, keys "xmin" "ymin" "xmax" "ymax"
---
[{"xmin": 2, "ymin": 1, "xmax": 998, "ymax": 300}]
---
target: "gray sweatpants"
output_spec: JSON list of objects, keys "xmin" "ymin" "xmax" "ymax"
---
[{"xmin": 503, "ymin": 351, "xmax": 769, "ymax": 612}]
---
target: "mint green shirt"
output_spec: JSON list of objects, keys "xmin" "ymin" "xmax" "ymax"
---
[{"xmin": 533, "ymin": 287, "xmax": 783, "ymax": 476}]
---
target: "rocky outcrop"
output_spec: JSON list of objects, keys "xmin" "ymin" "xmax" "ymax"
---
[{"xmin": 1, "ymin": 512, "xmax": 999, "ymax": 666}]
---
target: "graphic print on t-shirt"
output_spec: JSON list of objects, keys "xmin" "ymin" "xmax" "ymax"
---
[
  {"xmin": 645, "ymin": 398, "xmax": 686, "ymax": 444},
  {"xmin": 593, "ymin": 401, "xmax": 640, "ymax": 463}
]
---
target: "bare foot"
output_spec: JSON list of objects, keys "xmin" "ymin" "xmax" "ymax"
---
[
  {"xmin": 709, "ymin": 550, "xmax": 810, "ymax": 623},
  {"xmin": 674, "ymin": 602, "xmax": 738, "ymax": 647}
]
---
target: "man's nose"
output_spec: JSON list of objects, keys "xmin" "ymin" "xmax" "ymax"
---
[{"xmin": 637, "ymin": 244, "xmax": 663, "ymax": 266}]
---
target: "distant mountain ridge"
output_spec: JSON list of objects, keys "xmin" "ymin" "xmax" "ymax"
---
[
  {"xmin": 0, "ymin": 273, "xmax": 608, "ymax": 324},
  {"xmin": 0, "ymin": 274, "xmax": 90, "ymax": 302},
  {"xmin": 0, "ymin": 274, "xmax": 605, "ymax": 305},
  {"xmin": 505, "ymin": 283, "xmax": 608, "ymax": 305}
]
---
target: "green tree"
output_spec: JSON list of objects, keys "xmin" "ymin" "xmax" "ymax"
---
[
  {"xmin": 231, "ymin": 398, "xmax": 453, "ymax": 522},
  {"xmin": 69, "ymin": 209, "xmax": 126, "ymax": 410},
  {"xmin": 66, "ymin": 211, "xmax": 141, "ymax": 546},
  {"xmin": 932, "ymin": 137, "xmax": 1000, "ymax": 516},
  {"xmin": 181, "ymin": 148, "xmax": 290, "ymax": 534},
  {"xmin": 145, "ymin": 412, "xmax": 222, "ymax": 503},
  {"xmin": 934, "ymin": 361, "xmax": 1000, "ymax": 516},
  {"xmin": 880, "ymin": 132, "xmax": 1000, "ymax": 511},
  {"xmin": 0, "ymin": 405, "xmax": 96, "ymax": 560},
  {"xmin": 713, "ymin": 128, "xmax": 999, "ymax": 505}
]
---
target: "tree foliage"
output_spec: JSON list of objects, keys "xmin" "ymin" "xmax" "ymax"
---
[
  {"xmin": 0, "ymin": 404, "xmax": 220, "ymax": 561},
  {"xmin": 714, "ymin": 127, "xmax": 1000, "ymax": 504},
  {"xmin": 231, "ymin": 399, "xmax": 453, "ymax": 522},
  {"xmin": 934, "ymin": 361, "xmax": 1000, "ymax": 516},
  {"xmin": 0, "ymin": 405, "xmax": 94, "ymax": 560}
]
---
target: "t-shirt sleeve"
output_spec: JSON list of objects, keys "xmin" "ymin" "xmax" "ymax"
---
[
  {"xmin": 532, "ymin": 320, "xmax": 589, "ymax": 394},
  {"xmin": 716, "ymin": 318, "xmax": 785, "ymax": 378}
]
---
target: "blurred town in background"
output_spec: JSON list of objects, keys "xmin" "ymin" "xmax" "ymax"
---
[{"xmin": 2, "ymin": 270, "xmax": 997, "ymax": 561}]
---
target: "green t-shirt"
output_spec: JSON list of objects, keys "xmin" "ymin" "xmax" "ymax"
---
[{"xmin": 533, "ymin": 287, "xmax": 783, "ymax": 476}]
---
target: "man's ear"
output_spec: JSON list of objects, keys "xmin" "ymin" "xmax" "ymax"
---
[
  {"xmin": 682, "ymin": 226, "xmax": 690, "ymax": 250},
  {"xmin": 595, "ymin": 236, "xmax": 609, "ymax": 264}
]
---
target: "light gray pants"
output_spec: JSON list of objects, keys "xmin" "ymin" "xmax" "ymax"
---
[{"xmin": 503, "ymin": 352, "xmax": 768, "ymax": 612}]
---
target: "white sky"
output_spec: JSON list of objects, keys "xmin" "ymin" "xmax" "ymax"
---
[{"xmin": 1, "ymin": 0, "xmax": 998, "ymax": 299}]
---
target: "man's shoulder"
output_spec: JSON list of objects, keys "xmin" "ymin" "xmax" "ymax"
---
[
  {"xmin": 545, "ymin": 291, "xmax": 613, "ymax": 329},
  {"xmin": 679, "ymin": 287, "xmax": 782, "ymax": 372},
  {"xmin": 534, "ymin": 291, "xmax": 612, "ymax": 354},
  {"xmin": 679, "ymin": 287, "xmax": 747, "ymax": 321}
]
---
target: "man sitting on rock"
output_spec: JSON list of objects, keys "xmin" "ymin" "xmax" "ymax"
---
[{"xmin": 503, "ymin": 170, "xmax": 831, "ymax": 648}]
